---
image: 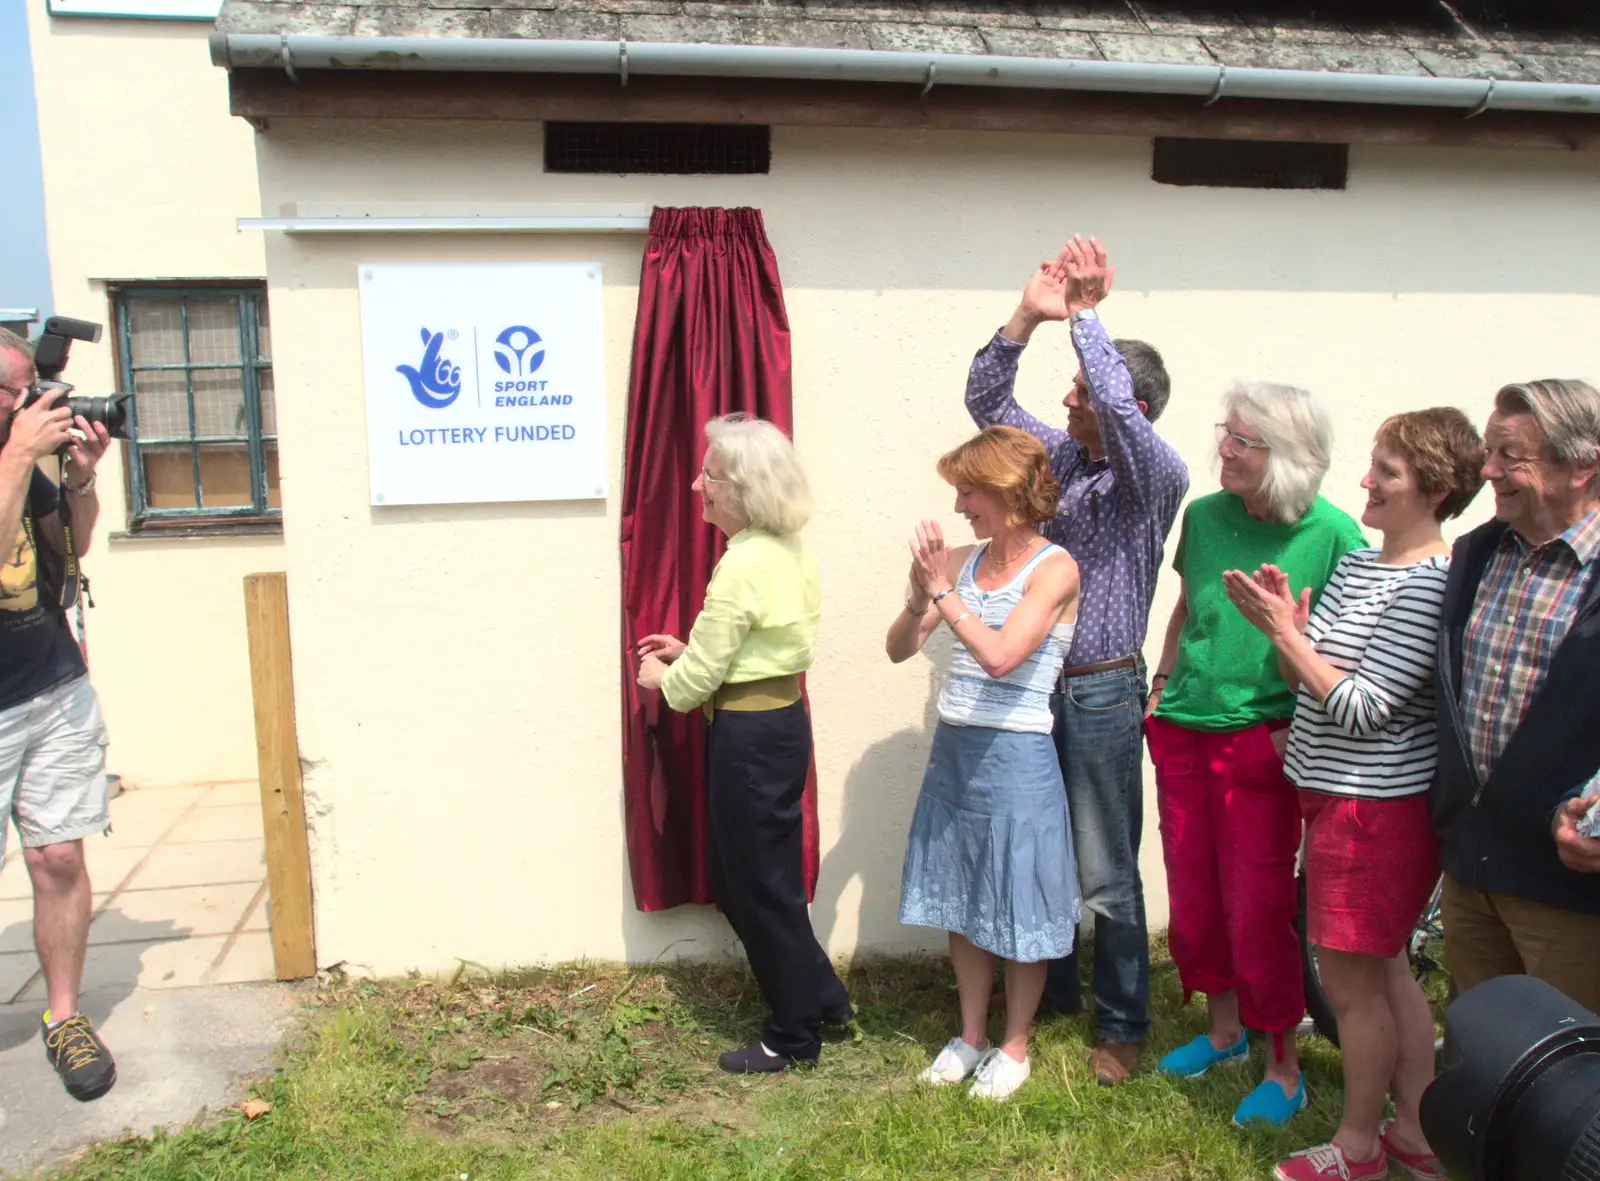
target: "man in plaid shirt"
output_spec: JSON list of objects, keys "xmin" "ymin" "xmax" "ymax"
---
[{"xmin": 1432, "ymin": 379, "xmax": 1600, "ymax": 1012}]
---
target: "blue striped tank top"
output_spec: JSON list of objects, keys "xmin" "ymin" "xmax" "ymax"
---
[{"xmin": 937, "ymin": 542, "xmax": 1076, "ymax": 734}]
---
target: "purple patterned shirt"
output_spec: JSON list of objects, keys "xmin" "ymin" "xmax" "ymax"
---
[{"xmin": 965, "ymin": 319, "xmax": 1189, "ymax": 667}]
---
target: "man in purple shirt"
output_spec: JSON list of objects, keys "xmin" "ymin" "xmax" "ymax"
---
[{"xmin": 965, "ymin": 237, "xmax": 1188, "ymax": 1085}]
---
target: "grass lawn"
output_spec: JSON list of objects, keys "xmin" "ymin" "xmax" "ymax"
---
[{"xmin": 46, "ymin": 938, "xmax": 1355, "ymax": 1180}]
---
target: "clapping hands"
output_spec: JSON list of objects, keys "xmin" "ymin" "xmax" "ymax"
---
[
  {"xmin": 1018, "ymin": 234, "xmax": 1115, "ymax": 326},
  {"xmin": 1222, "ymin": 564, "xmax": 1310, "ymax": 641}
]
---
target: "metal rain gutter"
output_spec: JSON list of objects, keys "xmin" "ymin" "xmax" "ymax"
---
[{"xmin": 207, "ymin": 34, "xmax": 1600, "ymax": 116}]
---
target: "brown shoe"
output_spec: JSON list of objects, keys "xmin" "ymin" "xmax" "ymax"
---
[{"xmin": 1089, "ymin": 1041, "xmax": 1139, "ymax": 1086}]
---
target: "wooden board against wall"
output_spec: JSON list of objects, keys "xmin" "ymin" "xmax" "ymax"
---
[{"xmin": 243, "ymin": 571, "xmax": 317, "ymax": 980}]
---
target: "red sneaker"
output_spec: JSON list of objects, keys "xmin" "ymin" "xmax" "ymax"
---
[
  {"xmin": 1273, "ymin": 1143, "xmax": 1388, "ymax": 1181},
  {"xmin": 1380, "ymin": 1120, "xmax": 1448, "ymax": 1181}
]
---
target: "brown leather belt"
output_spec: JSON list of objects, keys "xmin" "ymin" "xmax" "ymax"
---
[
  {"xmin": 703, "ymin": 674, "xmax": 802, "ymax": 721},
  {"xmin": 1058, "ymin": 655, "xmax": 1138, "ymax": 682}
]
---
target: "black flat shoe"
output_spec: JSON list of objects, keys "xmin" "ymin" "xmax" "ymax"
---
[
  {"xmin": 822, "ymin": 1003, "xmax": 855, "ymax": 1025},
  {"xmin": 718, "ymin": 1042, "xmax": 797, "ymax": 1074}
]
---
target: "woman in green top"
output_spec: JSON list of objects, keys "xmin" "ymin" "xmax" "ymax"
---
[
  {"xmin": 1146, "ymin": 383, "xmax": 1366, "ymax": 1127},
  {"xmin": 636, "ymin": 413, "xmax": 850, "ymax": 1075}
]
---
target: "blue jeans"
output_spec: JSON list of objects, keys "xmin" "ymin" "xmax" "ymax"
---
[{"xmin": 1042, "ymin": 663, "xmax": 1151, "ymax": 1045}]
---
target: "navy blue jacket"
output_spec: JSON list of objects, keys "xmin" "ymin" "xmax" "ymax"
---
[{"xmin": 1431, "ymin": 519, "xmax": 1600, "ymax": 915}]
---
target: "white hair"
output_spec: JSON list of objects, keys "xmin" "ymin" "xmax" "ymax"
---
[
  {"xmin": 1223, "ymin": 380, "xmax": 1334, "ymax": 524},
  {"xmin": 704, "ymin": 413, "xmax": 812, "ymax": 536}
]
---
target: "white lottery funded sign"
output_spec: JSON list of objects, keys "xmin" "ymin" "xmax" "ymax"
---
[{"xmin": 359, "ymin": 262, "xmax": 607, "ymax": 506}]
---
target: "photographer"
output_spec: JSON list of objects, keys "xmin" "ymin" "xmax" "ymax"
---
[{"xmin": 0, "ymin": 325, "xmax": 116, "ymax": 1102}]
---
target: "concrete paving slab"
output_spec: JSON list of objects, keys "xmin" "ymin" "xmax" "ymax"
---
[
  {"xmin": 0, "ymin": 898, "xmax": 112, "ymax": 956},
  {"xmin": 81, "ymin": 846, "xmax": 152, "ymax": 894},
  {"xmin": 101, "ymin": 803, "xmax": 192, "ymax": 849},
  {"xmin": 196, "ymin": 784, "xmax": 262, "ymax": 809},
  {"xmin": 90, "ymin": 884, "xmax": 261, "ymax": 944},
  {"xmin": 210, "ymin": 934, "xmax": 276, "ymax": 986},
  {"xmin": 0, "ymin": 859, "xmax": 27, "ymax": 903},
  {"xmin": 123, "ymin": 841, "xmax": 265, "ymax": 892},
  {"xmin": 242, "ymin": 890, "xmax": 269, "ymax": 933},
  {"xmin": 0, "ymin": 982, "xmax": 301, "ymax": 1176},
  {"xmin": 0, "ymin": 955, "xmax": 37, "ymax": 1005},
  {"xmin": 165, "ymin": 806, "xmax": 264, "ymax": 846},
  {"xmin": 15, "ymin": 937, "xmax": 231, "ymax": 1003},
  {"xmin": 113, "ymin": 786, "xmax": 210, "ymax": 812}
]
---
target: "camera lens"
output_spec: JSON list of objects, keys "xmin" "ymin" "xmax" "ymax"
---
[
  {"xmin": 65, "ymin": 394, "xmax": 134, "ymax": 441},
  {"xmin": 1421, "ymin": 974, "xmax": 1600, "ymax": 1181}
]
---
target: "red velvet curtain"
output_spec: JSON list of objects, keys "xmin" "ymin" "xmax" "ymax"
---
[{"xmin": 619, "ymin": 206, "xmax": 821, "ymax": 912}]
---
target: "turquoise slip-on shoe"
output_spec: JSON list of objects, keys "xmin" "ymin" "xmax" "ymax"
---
[
  {"xmin": 1232, "ymin": 1073, "xmax": 1307, "ymax": 1127},
  {"xmin": 1156, "ymin": 1032, "xmax": 1248, "ymax": 1079}
]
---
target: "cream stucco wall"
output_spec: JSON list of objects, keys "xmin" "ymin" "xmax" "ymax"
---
[
  {"xmin": 26, "ymin": 9, "xmax": 279, "ymax": 785},
  {"xmin": 248, "ymin": 117, "xmax": 1600, "ymax": 976}
]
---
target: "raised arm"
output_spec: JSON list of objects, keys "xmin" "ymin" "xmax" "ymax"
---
[
  {"xmin": 964, "ymin": 254, "xmax": 1077, "ymax": 459},
  {"xmin": 1061, "ymin": 236, "xmax": 1188, "ymax": 515}
]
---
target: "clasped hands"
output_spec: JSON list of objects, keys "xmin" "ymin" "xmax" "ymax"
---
[
  {"xmin": 1221, "ymin": 564, "xmax": 1311, "ymax": 640},
  {"xmin": 907, "ymin": 520, "xmax": 953, "ymax": 611},
  {"xmin": 635, "ymin": 633, "xmax": 685, "ymax": 692}
]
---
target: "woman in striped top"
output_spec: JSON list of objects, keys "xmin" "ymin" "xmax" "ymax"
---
[{"xmin": 1224, "ymin": 408, "xmax": 1486, "ymax": 1181}]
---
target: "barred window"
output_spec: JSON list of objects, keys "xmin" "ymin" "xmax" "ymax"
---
[{"xmin": 113, "ymin": 285, "xmax": 279, "ymax": 528}]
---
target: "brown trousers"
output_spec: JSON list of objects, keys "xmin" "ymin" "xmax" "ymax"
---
[{"xmin": 1441, "ymin": 873, "xmax": 1600, "ymax": 1014}]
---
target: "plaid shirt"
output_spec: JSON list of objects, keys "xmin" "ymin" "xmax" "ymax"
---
[{"xmin": 1459, "ymin": 507, "xmax": 1600, "ymax": 781}]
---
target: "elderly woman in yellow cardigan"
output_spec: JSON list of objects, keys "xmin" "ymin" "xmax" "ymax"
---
[{"xmin": 637, "ymin": 412, "xmax": 849, "ymax": 1073}]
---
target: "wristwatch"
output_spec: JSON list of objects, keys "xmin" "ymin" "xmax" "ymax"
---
[{"xmin": 1070, "ymin": 307, "xmax": 1099, "ymax": 326}]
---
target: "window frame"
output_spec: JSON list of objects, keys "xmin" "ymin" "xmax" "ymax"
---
[{"xmin": 110, "ymin": 282, "xmax": 280, "ymax": 531}]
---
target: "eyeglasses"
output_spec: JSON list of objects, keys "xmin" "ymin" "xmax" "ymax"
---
[
  {"xmin": 699, "ymin": 466, "xmax": 726, "ymax": 484},
  {"xmin": 1215, "ymin": 424, "xmax": 1271, "ymax": 456}
]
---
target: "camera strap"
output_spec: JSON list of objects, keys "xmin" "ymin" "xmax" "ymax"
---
[
  {"xmin": 53, "ymin": 473, "xmax": 83, "ymax": 613},
  {"xmin": 21, "ymin": 473, "xmax": 84, "ymax": 614}
]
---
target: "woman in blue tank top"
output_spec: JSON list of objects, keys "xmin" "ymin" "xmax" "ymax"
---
[{"xmin": 885, "ymin": 425, "xmax": 1081, "ymax": 1103}]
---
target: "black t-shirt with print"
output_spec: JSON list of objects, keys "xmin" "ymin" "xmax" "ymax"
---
[{"xmin": 0, "ymin": 468, "xmax": 86, "ymax": 712}]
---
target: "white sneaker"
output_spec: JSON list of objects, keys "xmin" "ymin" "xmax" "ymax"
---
[
  {"xmin": 917, "ymin": 1037, "xmax": 986, "ymax": 1086},
  {"xmin": 967, "ymin": 1048, "xmax": 1031, "ymax": 1102}
]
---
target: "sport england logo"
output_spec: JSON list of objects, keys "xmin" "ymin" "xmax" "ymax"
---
[
  {"xmin": 396, "ymin": 328, "xmax": 462, "ymax": 410},
  {"xmin": 493, "ymin": 326, "xmax": 546, "ymax": 378}
]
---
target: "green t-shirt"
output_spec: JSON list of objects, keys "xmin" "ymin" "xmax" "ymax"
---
[{"xmin": 1154, "ymin": 491, "xmax": 1367, "ymax": 732}]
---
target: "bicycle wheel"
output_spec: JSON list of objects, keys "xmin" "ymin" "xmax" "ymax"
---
[{"xmin": 1297, "ymin": 869, "xmax": 1340, "ymax": 1045}]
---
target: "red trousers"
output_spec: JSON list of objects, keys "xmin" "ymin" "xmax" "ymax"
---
[{"xmin": 1147, "ymin": 716, "xmax": 1305, "ymax": 1035}]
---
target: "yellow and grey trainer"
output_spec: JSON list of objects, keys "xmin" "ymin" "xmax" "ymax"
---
[{"xmin": 42, "ymin": 1012, "xmax": 117, "ymax": 1102}]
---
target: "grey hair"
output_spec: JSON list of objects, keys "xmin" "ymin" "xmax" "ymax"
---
[
  {"xmin": 1494, "ymin": 379, "xmax": 1600, "ymax": 490},
  {"xmin": 0, "ymin": 327, "xmax": 33, "ymax": 379},
  {"xmin": 704, "ymin": 413, "xmax": 812, "ymax": 536},
  {"xmin": 1222, "ymin": 380, "xmax": 1334, "ymax": 524}
]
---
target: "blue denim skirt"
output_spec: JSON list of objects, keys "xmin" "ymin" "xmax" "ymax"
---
[{"xmin": 899, "ymin": 721, "xmax": 1080, "ymax": 962}]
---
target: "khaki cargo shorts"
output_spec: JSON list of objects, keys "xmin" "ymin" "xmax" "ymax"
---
[{"xmin": 0, "ymin": 675, "xmax": 111, "ymax": 861}]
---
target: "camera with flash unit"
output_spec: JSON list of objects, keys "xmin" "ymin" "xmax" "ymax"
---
[{"xmin": 18, "ymin": 316, "xmax": 135, "ymax": 449}]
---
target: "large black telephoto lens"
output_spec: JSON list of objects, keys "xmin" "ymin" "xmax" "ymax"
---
[
  {"xmin": 65, "ymin": 394, "xmax": 134, "ymax": 440},
  {"xmin": 1421, "ymin": 974, "xmax": 1600, "ymax": 1181}
]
